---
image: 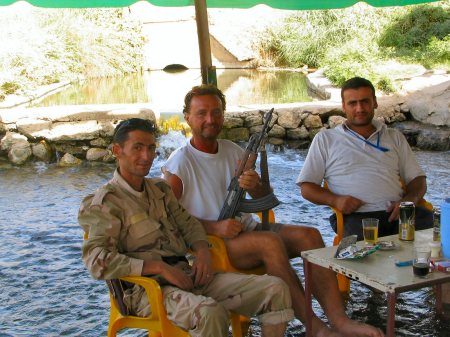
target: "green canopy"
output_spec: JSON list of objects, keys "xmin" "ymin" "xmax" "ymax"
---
[
  {"xmin": 0, "ymin": 0, "xmax": 437, "ymax": 9},
  {"xmin": 1, "ymin": 0, "xmax": 439, "ymax": 84}
]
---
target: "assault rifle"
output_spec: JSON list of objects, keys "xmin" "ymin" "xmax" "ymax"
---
[{"xmin": 218, "ymin": 108, "xmax": 279, "ymax": 227}]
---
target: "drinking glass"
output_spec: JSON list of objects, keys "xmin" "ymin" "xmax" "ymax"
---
[
  {"xmin": 362, "ymin": 218, "xmax": 379, "ymax": 245},
  {"xmin": 413, "ymin": 247, "xmax": 431, "ymax": 277}
]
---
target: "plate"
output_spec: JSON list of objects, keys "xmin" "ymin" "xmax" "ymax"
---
[{"xmin": 376, "ymin": 240, "xmax": 398, "ymax": 250}]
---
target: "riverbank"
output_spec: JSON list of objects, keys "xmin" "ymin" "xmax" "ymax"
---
[{"xmin": 0, "ymin": 69, "xmax": 448, "ymax": 165}]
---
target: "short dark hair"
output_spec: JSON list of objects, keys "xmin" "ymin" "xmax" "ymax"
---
[
  {"xmin": 341, "ymin": 77, "xmax": 376, "ymax": 101},
  {"xmin": 183, "ymin": 84, "xmax": 226, "ymax": 114},
  {"xmin": 113, "ymin": 118, "xmax": 157, "ymax": 145}
]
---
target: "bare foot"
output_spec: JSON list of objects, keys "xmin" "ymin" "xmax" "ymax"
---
[
  {"xmin": 334, "ymin": 319, "xmax": 384, "ymax": 337},
  {"xmin": 312, "ymin": 317, "xmax": 344, "ymax": 337}
]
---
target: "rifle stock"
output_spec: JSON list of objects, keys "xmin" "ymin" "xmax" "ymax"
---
[{"xmin": 218, "ymin": 108, "xmax": 279, "ymax": 222}]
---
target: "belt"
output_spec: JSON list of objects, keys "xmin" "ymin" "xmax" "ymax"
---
[{"xmin": 161, "ymin": 255, "xmax": 189, "ymax": 265}]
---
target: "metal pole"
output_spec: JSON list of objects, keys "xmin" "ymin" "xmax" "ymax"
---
[{"xmin": 194, "ymin": 0, "xmax": 217, "ymax": 85}]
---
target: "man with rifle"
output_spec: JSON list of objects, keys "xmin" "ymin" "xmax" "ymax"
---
[
  {"xmin": 163, "ymin": 84, "xmax": 384, "ymax": 337},
  {"xmin": 79, "ymin": 118, "xmax": 293, "ymax": 337}
]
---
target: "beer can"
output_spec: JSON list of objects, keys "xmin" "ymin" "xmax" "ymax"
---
[
  {"xmin": 433, "ymin": 207, "xmax": 441, "ymax": 241},
  {"xmin": 399, "ymin": 201, "xmax": 415, "ymax": 241}
]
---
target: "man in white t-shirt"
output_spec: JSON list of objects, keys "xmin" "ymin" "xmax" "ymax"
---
[
  {"xmin": 162, "ymin": 84, "xmax": 384, "ymax": 337},
  {"xmin": 297, "ymin": 77, "xmax": 432, "ymax": 240}
]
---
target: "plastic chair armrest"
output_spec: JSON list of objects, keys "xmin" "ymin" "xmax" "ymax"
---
[{"xmin": 120, "ymin": 276, "xmax": 164, "ymax": 320}]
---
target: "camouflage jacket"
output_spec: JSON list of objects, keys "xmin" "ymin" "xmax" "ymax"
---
[{"xmin": 79, "ymin": 169, "xmax": 207, "ymax": 280}]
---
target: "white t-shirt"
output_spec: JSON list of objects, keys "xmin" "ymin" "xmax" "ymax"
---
[
  {"xmin": 162, "ymin": 139, "xmax": 258, "ymax": 231},
  {"xmin": 296, "ymin": 120, "xmax": 425, "ymax": 212}
]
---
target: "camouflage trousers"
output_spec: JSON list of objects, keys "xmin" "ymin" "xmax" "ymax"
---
[{"xmin": 126, "ymin": 272, "xmax": 293, "ymax": 337}]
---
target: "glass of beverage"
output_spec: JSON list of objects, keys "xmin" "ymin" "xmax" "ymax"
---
[
  {"xmin": 362, "ymin": 218, "xmax": 379, "ymax": 245},
  {"xmin": 413, "ymin": 247, "xmax": 431, "ymax": 277}
]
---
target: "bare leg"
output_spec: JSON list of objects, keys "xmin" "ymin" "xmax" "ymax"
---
[
  {"xmin": 278, "ymin": 224, "xmax": 385, "ymax": 337},
  {"xmin": 225, "ymin": 231, "xmax": 338, "ymax": 337},
  {"xmin": 261, "ymin": 322, "xmax": 287, "ymax": 337}
]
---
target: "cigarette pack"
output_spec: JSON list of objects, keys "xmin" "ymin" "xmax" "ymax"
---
[{"xmin": 436, "ymin": 261, "xmax": 450, "ymax": 273}]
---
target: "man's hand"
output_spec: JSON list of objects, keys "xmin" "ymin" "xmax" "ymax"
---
[
  {"xmin": 238, "ymin": 169, "xmax": 261, "ymax": 190},
  {"xmin": 386, "ymin": 201, "xmax": 401, "ymax": 222},
  {"xmin": 142, "ymin": 259, "xmax": 194, "ymax": 290},
  {"xmin": 386, "ymin": 176, "xmax": 427, "ymax": 222},
  {"xmin": 334, "ymin": 195, "xmax": 365, "ymax": 214},
  {"xmin": 213, "ymin": 219, "xmax": 243, "ymax": 239},
  {"xmin": 191, "ymin": 246, "xmax": 213, "ymax": 287},
  {"xmin": 160, "ymin": 264, "xmax": 194, "ymax": 290}
]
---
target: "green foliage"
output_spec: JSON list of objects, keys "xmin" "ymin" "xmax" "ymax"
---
[
  {"xmin": 379, "ymin": 4, "xmax": 449, "ymax": 48},
  {"xmin": 424, "ymin": 35, "xmax": 450, "ymax": 67},
  {"xmin": 257, "ymin": 2, "xmax": 449, "ymax": 91},
  {"xmin": 0, "ymin": 7, "xmax": 144, "ymax": 100},
  {"xmin": 258, "ymin": 4, "xmax": 390, "ymax": 69}
]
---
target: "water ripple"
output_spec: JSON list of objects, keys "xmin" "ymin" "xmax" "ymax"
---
[{"xmin": 0, "ymin": 147, "xmax": 448, "ymax": 336}]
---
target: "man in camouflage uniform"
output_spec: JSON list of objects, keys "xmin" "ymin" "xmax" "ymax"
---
[{"xmin": 79, "ymin": 118, "xmax": 293, "ymax": 337}]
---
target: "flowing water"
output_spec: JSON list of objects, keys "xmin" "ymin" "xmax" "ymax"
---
[{"xmin": 0, "ymin": 132, "xmax": 449, "ymax": 337}]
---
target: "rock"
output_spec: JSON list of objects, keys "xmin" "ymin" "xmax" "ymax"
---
[
  {"xmin": 223, "ymin": 117, "xmax": 243, "ymax": 128},
  {"xmin": 309, "ymin": 127, "xmax": 325, "ymax": 140},
  {"xmin": 1, "ymin": 131, "xmax": 29, "ymax": 151},
  {"xmin": 90, "ymin": 138, "xmax": 110, "ymax": 147},
  {"xmin": 277, "ymin": 109, "xmax": 302, "ymax": 128},
  {"xmin": 16, "ymin": 118, "xmax": 53, "ymax": 138},
  {"xmin": 287, "ymin": 126, "xmax": 309, "ymax": 140},
  {"xmin": 54, "ymin": 143, "xmax": 88, "ymax": 157},
  {"xmin": 393, "ymin": 121, "xmax": 450, "ymax": 151},
  {"xmin": 268, "ymin": 124, "xmax": 285, "ymax": 138},
  {"xmin": 328, "ymin": 115, "xmax": 346, "ymax": 128},
  {"xmin": 222, "ymin": 127, "xmax": 249, "ymax": 142},
  {"xmin": 103, "ymin": 151, "xmax": 115, "ymax": 163},
  {"xmin": 313, "ymin": 107, "xmax": 344, "ymax": 121},
  {"xmin": 30, "ymin": 120, "xmax": 101, "ymax": 141},
  {"xmin": 8, "ymin": 142, "xmax": 32, "ymax": 165},
  {"xmin": 405, "ymin": 81, "xmax": 450, "ymax": 127},
  {"xmin": 244, "ymin": 115, "xmax": 262, "ymax": 127},
  {"xmin": 249, "ymin": 125, "xmax": 263, "ymax": 134},
  {"xmin": 304, "ymin": 114, "xmax": 323, "ymax": 129},
  {"xmin": 58, "ymin": 153, "xmax": 82, "ymax": 167},
  {"xmin": 86, "ymin": 148, "xmax": 111, "ymax": 161},
  {"xmin": 32, "ymin": 140, "xmax": 54, "ymax": 162},
  {"xmin": 0, "ymin": 104, "xmax": 156, "ymax": 124},
  {"xmin": 390, "ymin": 113, "xmax": 406, "ymax": 123},
  {"xmin": 417, "ymin": 128, "xmax": 450, "ymax": 151}
]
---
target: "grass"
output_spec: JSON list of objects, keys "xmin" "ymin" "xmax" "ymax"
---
[
  {"xmin": 256, "ymin": 2, "xmax": 449, "ymax": 93},
  {"xmin": 0, "ymin": 6, "xmax": 144, "ymax": 101}
]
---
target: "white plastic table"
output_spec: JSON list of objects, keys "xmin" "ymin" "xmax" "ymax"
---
[{"xmin": 301, "ymin": 229, "xmax": 450, "ymax": 337}]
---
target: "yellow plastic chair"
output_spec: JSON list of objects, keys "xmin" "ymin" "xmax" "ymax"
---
[
  {"xmin": 83, "ymin": 232, "xmax": 189, "ymax": 337},
  {"xmin": 323, "ymin": 180, "xmax": 433, "ymax": 294},
  {"xmin": 83, "ymin": 231, "xmax": 253, "ymax": 337},
  {"xmin": 322, "ymin": 181, "xmax": 352, "ymax": 294},
  {"xmin": 107, "ymin": 276, "xmax": 190, "ymax": 337},
  {"xmin": 207, "ymin": 210, "xmax": 275, "ymax": 336}
]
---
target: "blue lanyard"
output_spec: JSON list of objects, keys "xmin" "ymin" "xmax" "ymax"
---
[{"xmin": 346, "ymin": 127, "xmax": 390, "ymax": 152}]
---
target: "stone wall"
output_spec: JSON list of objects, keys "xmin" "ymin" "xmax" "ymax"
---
[
  {"xmin": 1, "ymin": 100, "xmax": 448, "ymax": 166},
  {"xmin": 0, "ymin": 104, "xmax": 156, "ymax": 166}
]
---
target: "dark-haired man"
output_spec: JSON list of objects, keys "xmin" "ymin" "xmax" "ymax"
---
[
  {"xmin": 79, "ymin": 118, "xmax": 293, "ymax": 337},
  {"xmin": 163, "ymin": 85, "xmax": 384, "ymax": 337},
  {"xmin": 298, "ymin": 77, "xmax": 432, "ymax": 239}
]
